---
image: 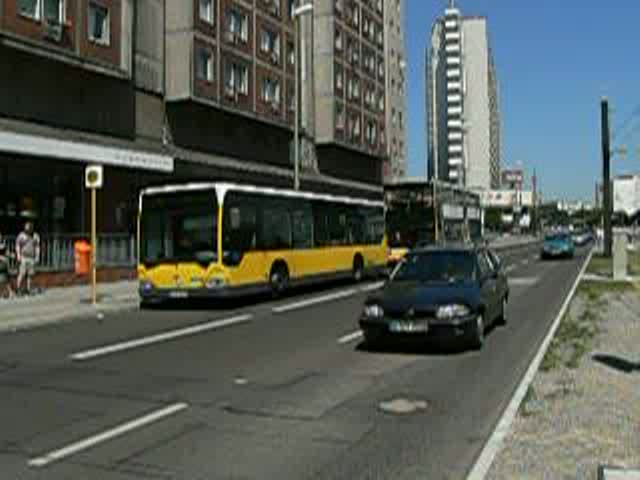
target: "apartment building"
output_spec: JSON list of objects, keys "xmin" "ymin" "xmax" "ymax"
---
[
  {"xmin": 426, "ymin": 3, "xmax": 501, "ymax": 191},
  {"xmin": 0, "ymin": 0, "xmax": 400, "ymax": 238},
  {"xmin": 383, "ymin": 0, "xmax": 408, "ymax": 181}
]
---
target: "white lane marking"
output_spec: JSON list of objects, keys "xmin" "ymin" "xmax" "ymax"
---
[
  {"xmin": 465, "ymin": 248, "xmax": 593, "ymax": 480},
  {"xmin": 272, "ymin": 289, "xmax": 357, "ymax": 313},
  {"xmin": 505, "ymin": 265, "xmax": 516, "ymax": 273},
  {"xmin": 520, "ymin": 259, "xmax": 529, "ymax": 265},
  {"xmin": 70, "ymin": 314, "xmax": 252, "ymax": 361},
  {"xmin": 509, "ymin": 277, "xmax": 539, "ymax": 287},
  {"xmin": 28, "ymin": 403, "xmax": 188, "ymax": 468},
  {"xmin": 360, "ymin": 281, "xmax": 386, "ymax": 292},
  {"xmin": 338, "ymin": 330, "xmax": 363, "ymax": 344}
]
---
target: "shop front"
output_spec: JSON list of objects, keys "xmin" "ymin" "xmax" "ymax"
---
[{"xmin": 0, "ymin": 130, "xmax": 174, "ymax": 238}]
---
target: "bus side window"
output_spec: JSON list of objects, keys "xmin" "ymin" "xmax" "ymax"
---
[
  {"xmin": 328, "ymin": 205, "xmax": 348, "ymax": 246},
  {"xmin": 292, "ymin": 201, "xmax": 313, "ymax": 249},
  {"xmin": 312, "ymin": 200, "xmax": 329, "ymax": 247},
  {"xmin": 348, "ymin": 207, "xmax": 366, "ymax": 245},
  {"xmin": 261, "ymin": 200, "xmax": 292, "ymax": 250}
]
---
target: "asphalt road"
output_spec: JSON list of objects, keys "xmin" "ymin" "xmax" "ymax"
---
[{"xmin": 0, "ymin": 244, "xmax": 589, "ymax": 480}]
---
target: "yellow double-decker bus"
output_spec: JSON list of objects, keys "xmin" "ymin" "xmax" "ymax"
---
[{"xmin": 137, "ymin": 182, "xmax": 387, "ymax": 304}]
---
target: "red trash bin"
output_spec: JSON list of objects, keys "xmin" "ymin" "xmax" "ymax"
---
[{"xmin": 74, "ymin": 240, "xmax": 91, "ymax": 275}]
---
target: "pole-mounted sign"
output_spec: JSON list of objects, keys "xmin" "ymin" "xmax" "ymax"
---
[{"xmin": 85, "ymin": 165, "xmax": 103, "ymax": 306}]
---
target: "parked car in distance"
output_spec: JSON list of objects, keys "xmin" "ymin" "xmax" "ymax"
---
[
  {"xmin": 571, "ymin": 230, "xmax": 593, "ymax": 246},
  {"xmin": 541, "ymin": 233, "xmax": 575, "ymax": 259},
  {"xmin": 359, "ymin": 245, "xmax": 509, "ymax": 350}
]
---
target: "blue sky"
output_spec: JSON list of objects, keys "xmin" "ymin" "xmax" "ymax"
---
[{"xmin": 405, "ymin": 1, "xmax": 640, "ymax": 201}]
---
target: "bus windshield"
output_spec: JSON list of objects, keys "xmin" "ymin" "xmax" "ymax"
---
[
  {"xmin": 140, "ymin": 191, "xmax": 218, "ymax": 265},
  {"xmin": 386, "ymin": 205, "xmax": 435, "ymax": 248}
]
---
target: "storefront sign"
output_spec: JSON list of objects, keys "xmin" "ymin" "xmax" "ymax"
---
[
  {"xmin": 443, "ymin": 204, "xmax": 464, "ymax": 220},
  {"xmin": 0, "ymin": 130, "xmax": 174, "ymax": 172}
]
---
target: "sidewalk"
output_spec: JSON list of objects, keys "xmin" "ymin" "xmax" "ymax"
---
[
  {"xmin": 0, "ymin": 280, "xmax": 138, "ymax": 334},
  {"xmin": 486, "ymin": 267, "xmax": 640, "ymax": 478}
]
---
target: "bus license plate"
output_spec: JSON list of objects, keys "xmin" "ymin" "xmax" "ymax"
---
[
  {"xmin": 390, "ymin": 321, "xmax": 428, "ymax": 333},
  {"xmin": 169, "ymin": 291, "xmax": 189, "ymax": 299}
]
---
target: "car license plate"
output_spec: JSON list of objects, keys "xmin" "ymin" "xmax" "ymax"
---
[
  {"xmin": 389, "ymin": 321, "xmax": 428, "ymax": 333},
  {"xmin": 169, "ymin": 291, "xmax": 189, "ymax": 299}
]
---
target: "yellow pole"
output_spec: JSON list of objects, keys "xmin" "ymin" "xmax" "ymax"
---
[{"xmin": 91, "ymin": 187, "xmax": 97, "ymax": 306}]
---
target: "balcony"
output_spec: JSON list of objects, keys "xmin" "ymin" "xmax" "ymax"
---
[
  {"xmin": 449, "ymin": 169, "xmax": 459, "ymax": 180},
  {"xmin": 446, "ymin": 68, "xmax": 461, "ymax": 78},
  {"xmin": 448, "ymin": 144, "xmax": 463, "ymax": 154},
  {"xmin": 446, "ymin": 43, "xmax": 461, "ymax": 53},
  {"xmin": 447, "ymin": 94, "xmax": 462, "ymax": 103},
  {"xmin": 449, "ymin": 157, "xmax": 463, "ymax": 167},
  {"xmin": 447, "ymin": 106, "xmax": 463, "ymax": 116},
  {"xmin": 445, "ymin": 8, "xmax": 461, "ymax": 17},
  {"xmin": 446, "ymin": 56, "xmax": 461, "ymax": 66},
  {"xmin": 444, "ymin": 20, "xmax": 458, "ymax": 29},
  {"xmin": 448, "ymin": 131, "xmax": 463, "ymax": 141},
  {"xmin": 445, "ymin": 31, "xmax": 461, "ymax": 41},
  {"xmin": 448, "ymin": 119, "xmax": 462, "ymax": 129},
  {"xmin": 447, "ymin": 81, "xmax": 462, "ymax": 91}
]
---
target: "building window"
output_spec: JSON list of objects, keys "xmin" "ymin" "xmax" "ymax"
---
[
  {"xmin": 287, "ymin": 40, "xmax": 295, "ymax": 66},
  {"xmin": 365, "ymin": 120, "xmax": 377, "ymax": 146},
  {"xmin": 288, "ymin": 0, "xmax": 295, "ymax": 19},
  {"xmin": 335, "ymin": 27, "xmax": 343, "ymax": 51},
  {"xmin": 376, "ymin": 25, "xmax": 383, "ymax": 47},
  {"xmin": 43, "ymin": 0, "xmax": 63, "ymax": 22},
  {"xmin": 196, "ymin": 46, "xmax": 214, "ymax": 82},
  {"xmin": 377, "ymin": 91, "xmax": 384, "ymax": 113},
  {"xmin": 199, "ymin": 0, "xmax": 214, "ymax": 24},
  {"xmin": 88, "ymin": 2, "xmax": 109, "ymax": 45},
  {"xmin": 377, "ymin": 57, "xmax": 384, "ymax": 79},
  {"xmin": 349, "ymin": 113, "xmax": 361, "ymax": 141},
  {"xmin": 263, "ymin": 0, "xmax": 280, "ymax": 17},
  {"xmin": 227, "ymin": 8, "xmax": 249, "ymax": 43},
  {"xmin": 347, "ymin": 77, "xmax": 360, "ymax": 101},
  {"xmin": 20, "ymin": 0, "xmax": 65, "ymax": 22},
  {"xmin": 398, "ymin": 111, "xmax": 403, "ymax": 129},
  {"xmin": 392, "ymin": 109, "xmax": 397, "ymax": 126},
  {"xmin": 376, "ymin": 0, "xmax": 383, "ymax": 15},
  {"xmin": 261, "ymin": 77, "xmax": 281, "ymax": 105},
  {"xmin": 224, "ymin": 61, "xmax": 249, "ymax": 97},
  {"xmin": 336, "ymin": 104, "xmax": 345, "ymax": 130},
  {"xmin": 334, "ymin": 0, "xmax": 343, "ymax": 14},
  {"xmin": 18, "ymin": 0, "xmax": 40, "ymax": 19},
  {"xmin": 335, "ymin": 65, "xmax": 343, "ymax": 90},
  {"xmin": 260, "ymin": 28, "xmax": 281, "ymax": 63}
]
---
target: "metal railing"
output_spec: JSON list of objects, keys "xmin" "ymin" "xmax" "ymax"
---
[{"xmin": 3, "ymin": 234, "xmax": 136, "ymax": 273}]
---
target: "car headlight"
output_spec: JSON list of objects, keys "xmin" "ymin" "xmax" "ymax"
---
[
  {"xmin": 140, "ymin": 280, "xmax": 154, "ymax": 292},
  {"xmin": 363, "ymin": 304, "xmax": 384, "ymax": 318},
  {"xmin": 436, "ymin": 304, "xmax": 471, "ymax": 319}
]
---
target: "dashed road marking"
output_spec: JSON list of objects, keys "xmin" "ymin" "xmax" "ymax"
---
[
  {"xmin": 273, "ymin": 289, "xmax": 357, "ymax": 313},
  {"xmin": 70, "ymin": 314, "xmax": 252, "ymax": 361},
  {"xmin": 28, "ymin": 403, "xmax": 188, "ymax": 468},
  {"xmin": 338, "ymin": 330, "xmax": 363, "ymax": 344}
]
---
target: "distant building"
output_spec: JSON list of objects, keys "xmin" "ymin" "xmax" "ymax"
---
[
  {"xmin": 426, "ymin": 2, "xmax": 501, "ymax": 190},
  {"xmin": 501, "ymin": 168, "xmax": 524, "ymax": 190}
]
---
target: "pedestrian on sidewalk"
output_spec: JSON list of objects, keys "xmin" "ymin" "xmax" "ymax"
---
[
  {"xmin": 0, "ymin": 231, "xmax": 15, "ymax": 299},
  {"xmin": 15, "ymin": 222, "xmax": 40, "ymax": 296}
]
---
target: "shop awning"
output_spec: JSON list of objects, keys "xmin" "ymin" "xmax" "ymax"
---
[{"xmin": 0, "ymin": 130, "xmax": 174, "ymax": 172}]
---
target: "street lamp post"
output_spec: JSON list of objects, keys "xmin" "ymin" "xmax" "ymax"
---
[{"xmin": 292, "ymin": 2, "xmax": 313, "ymax": 191}]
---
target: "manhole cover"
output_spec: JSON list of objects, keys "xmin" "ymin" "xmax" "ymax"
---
[{"xmin": 378, "ymin": 398, "xmax": 429, "ymax": 414}]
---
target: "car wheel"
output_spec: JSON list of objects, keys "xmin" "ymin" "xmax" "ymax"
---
[
  {"xmin": 497, "ymin": 297, "xmax": 508, "ymax": 326},
  {"xmin": 270, "ymin": 263, "xmax": 289, "ymax": 298},
  {"xmin": 468, "ymin": 314, "xmax": 485, "ymax": 350},
  {"xmin": 363, "ymin": 329, "xmax": 382, "ymax": 349}
]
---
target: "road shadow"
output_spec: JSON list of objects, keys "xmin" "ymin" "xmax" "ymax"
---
[
  {"xmin": 140, "ymin": 277, "xmax": 362, "ymax": 312},
  {"xmin": 592, "ymin": 353, "xmax": 639, "ymax": 374}
]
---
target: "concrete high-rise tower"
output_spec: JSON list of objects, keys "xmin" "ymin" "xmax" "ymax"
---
[{"xmin": 426, "ymin": 1, "xmax": 501, "ymax": 190}]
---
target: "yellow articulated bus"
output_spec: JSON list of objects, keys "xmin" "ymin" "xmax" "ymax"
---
[{"xmin": 137, "ymin": 182, "xmax": 387, "ymax": 303}]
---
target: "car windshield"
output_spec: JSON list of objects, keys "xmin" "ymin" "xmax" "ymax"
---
[
  {"xmin": 545, "ymin": 234, "xmax": 569, "ymax": 242},
  {"xmin": 392, "ymin": 251, "xmax": 475, "ymax": 283}
]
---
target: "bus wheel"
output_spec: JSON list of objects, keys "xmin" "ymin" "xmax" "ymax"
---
[
  {"xmin": 353, "ymin": 255, "xmax": 364, "ymax": 283},
  {"xmin": 270, "ymin": 262, "xmax": 289, "ymax": 298}
]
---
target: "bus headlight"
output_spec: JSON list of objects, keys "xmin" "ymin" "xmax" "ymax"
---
[{"xmin": 206, "ymin": 276, "xmax": 227, "ymax": 289}]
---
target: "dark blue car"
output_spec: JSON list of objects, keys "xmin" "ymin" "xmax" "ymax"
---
[{"xmin": 359, "ymin": 246, "xmax": 509, "ymax": 350}]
